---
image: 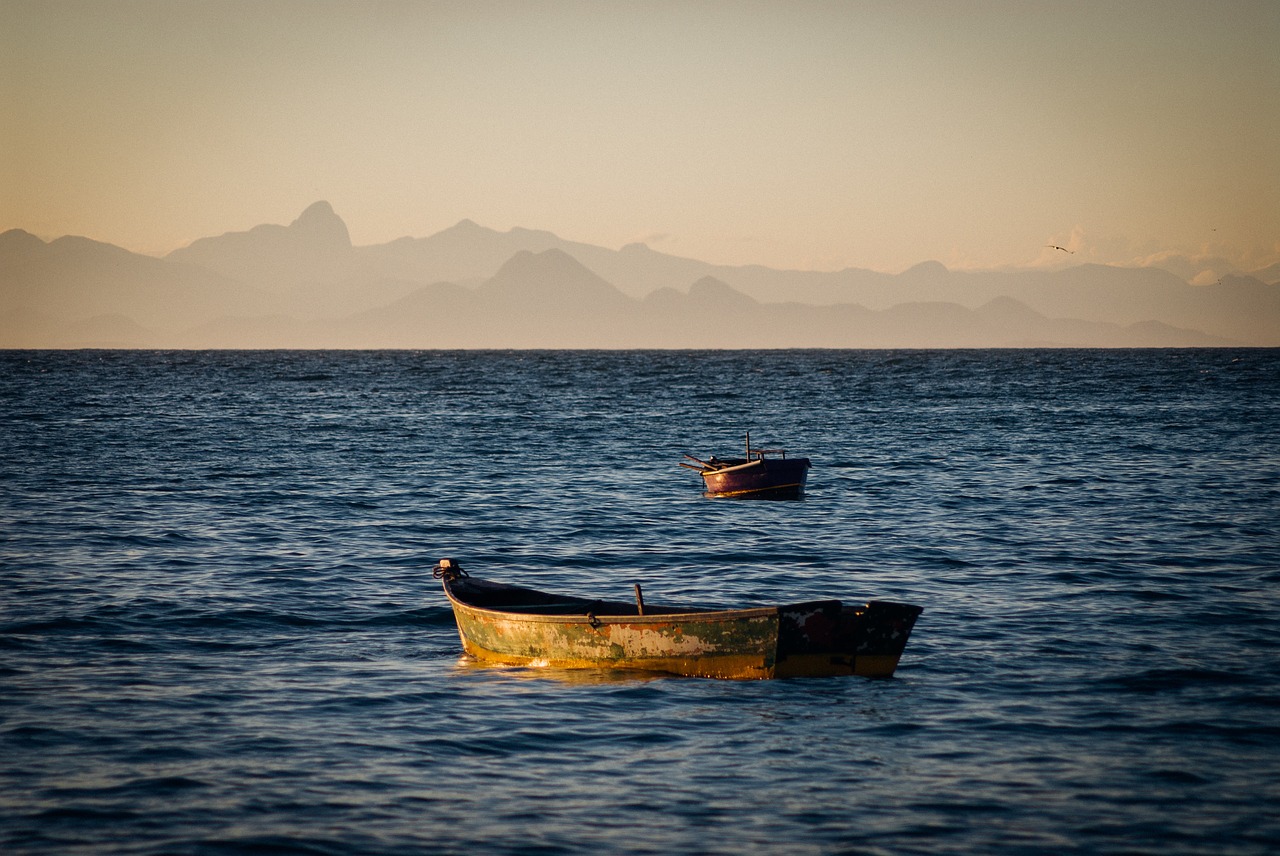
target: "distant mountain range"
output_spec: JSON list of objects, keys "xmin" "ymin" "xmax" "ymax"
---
[{"xmin": 3, "ymin": 201, "xmax": 1277, "ymax": 348}]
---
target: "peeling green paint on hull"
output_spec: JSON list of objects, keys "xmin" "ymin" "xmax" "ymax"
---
[{"xmin": 452, "ymin": 599, "xmax": 782, "ymax": 679}]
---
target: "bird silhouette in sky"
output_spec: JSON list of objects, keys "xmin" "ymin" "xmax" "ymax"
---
[{"xmin": 1046, "ymin": 245, "xmax": 1074, "ymax": 254}]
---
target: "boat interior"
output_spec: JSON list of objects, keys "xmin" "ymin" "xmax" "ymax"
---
[{"xmin": 449, "ymin": 578, "xmax": 698, "ymax": 617}]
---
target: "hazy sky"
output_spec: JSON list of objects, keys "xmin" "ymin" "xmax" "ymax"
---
[{"xmin": 4, "ymin": 0, "xmax": 1277, "ymax": 275}]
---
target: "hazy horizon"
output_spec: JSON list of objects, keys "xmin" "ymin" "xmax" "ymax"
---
[
  {"xmin": 4, "ymin": 0, "xmax": 1278, "ymax": 282},
  {"xmin": 4, "ymin": 197, "xmax": 1278, "ymax": 349},
  {"xmin": 8, "ymin": 198, "xmax": 1280, "ymax": 280}
]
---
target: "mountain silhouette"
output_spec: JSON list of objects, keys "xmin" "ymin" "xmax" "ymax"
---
[
  {"xmin": 478, "ymin": 248, "xmax": 630, "ymax": 309},
  {"xmin": 2, "ymin": 202, "xmax": 1275, "ymax": 348},
  {"xmin": 166, "ymin": 200, "xmax": 355, "ymax": 288},
  {"xmin": 0, "ymin": 228, "xmax": 264, "ymax": 346}
]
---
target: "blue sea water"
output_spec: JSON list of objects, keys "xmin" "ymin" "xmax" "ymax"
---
[{"xmin": 2, "ymin": 348, "xmax": 1279, "ymax": 855}]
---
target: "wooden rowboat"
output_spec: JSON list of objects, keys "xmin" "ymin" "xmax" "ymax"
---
[
  {"xmin": 681, "ymin": 432, "xmax": 811, "ymax": 498},
  {"xmin": 434, "ymin": 559, "xmax": 922, "ymax": 680}
]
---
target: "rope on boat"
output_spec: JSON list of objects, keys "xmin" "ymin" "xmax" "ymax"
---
[{"xmin": 432, "ymin": 558, "xmax": 469, "ymax": 581}]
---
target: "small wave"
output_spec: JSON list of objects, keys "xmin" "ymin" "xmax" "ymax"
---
[
  {"xmin": 3, "ymin": 616, "xmax": 107, "ymax": 635},
  {"xmin": 366, "ymin": 607, "xmax": 458, "ymax": 628},
  {"xmin": 1147, "ymin": 769, "xmax": 1210, "ymax": 785},
  {"xmin": 47, "ymin": 775, "xmax": 209, "ymax": 800},
  {"xmin": 2, "ymin": 724, "xmax": 70, "ymax": 746},
  {"xmin": 275, "ymin": 373, "xmax": 336, "ymax": 382},
  {"xmin": 185, "ymin": 834, "xmax": 350, "ymax": 856},
  {"xmin": 1101, "ymin": 668, "xmax": 1262, "ymax": 693},
  {"xmin": 34, "ymin": 806, "xmax": 143, "ymax": 821},
  {"xmin": 1120, "ymin": 588, "xmax": 1192, "ymax": 602}
]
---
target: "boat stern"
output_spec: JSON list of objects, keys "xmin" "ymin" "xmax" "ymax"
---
[{"xmin": 773, "ymin": 599, "xmax": 922, "ymax": 678}]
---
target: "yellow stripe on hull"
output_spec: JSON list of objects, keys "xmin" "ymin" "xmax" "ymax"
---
[{"xmin": 459, "ymin": 636, "xmax": 775, "ymax": 680}]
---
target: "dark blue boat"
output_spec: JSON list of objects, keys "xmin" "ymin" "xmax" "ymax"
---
[{"xmin": 682, "ymin": 432, "xmax": 811, "ymax": 498}]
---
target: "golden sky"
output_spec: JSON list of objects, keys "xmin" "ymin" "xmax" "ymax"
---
[{"xmin": 3, "ymin": 0, "xmax": 1277, "ymax": 275}]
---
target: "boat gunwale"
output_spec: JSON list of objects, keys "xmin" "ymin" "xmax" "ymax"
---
[
  {"xmin": 699, "ymin": 457, "xmax": 811, "ymax": 476},
  {"xmin": 442, "ymin": 578, "xmax": 808, "ymax": 625},
  {"xmin": 701, "ymin": 458, "xmax": 765, "ymax": 475}
]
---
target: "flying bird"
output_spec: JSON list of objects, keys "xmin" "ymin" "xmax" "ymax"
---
[{"xmin": 1046, "ymin": 245, "xmax": 1074, "ymax": 254}]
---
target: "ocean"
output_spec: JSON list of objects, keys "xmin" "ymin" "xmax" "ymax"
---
[{"xmin": 2, "ymin": 348, "xmax": 1278, "ymax": 855}]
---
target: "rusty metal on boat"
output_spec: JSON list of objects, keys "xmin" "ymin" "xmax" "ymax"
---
[
  {"xmin": 681, "ymin": 431, "xmax": 811, "ymax": 498},
  {"xmin": 434, "ymin": 559, "xmax": 922, "ymax": 680}
]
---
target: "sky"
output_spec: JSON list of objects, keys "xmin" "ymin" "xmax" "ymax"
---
[{"xmin": 3, "ymin": 0, "xmax": 1278, "ymax": 277}]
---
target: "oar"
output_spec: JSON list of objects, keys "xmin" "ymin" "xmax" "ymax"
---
[{"xmin": 683, "ymin": 453, "xmax": 724, "ymax": 469}]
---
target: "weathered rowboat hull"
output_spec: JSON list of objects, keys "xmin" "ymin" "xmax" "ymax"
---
[
  {"xmin": 698, "ymin": 457, "xmax": 811, "ymax": 498},
  {"xmin": 438, "ymin": 566, "xmax": 921, "ymax": 680},
  {"xmin": 683, "ymin": 433, "xmax": 812, "ymax": 498}
]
